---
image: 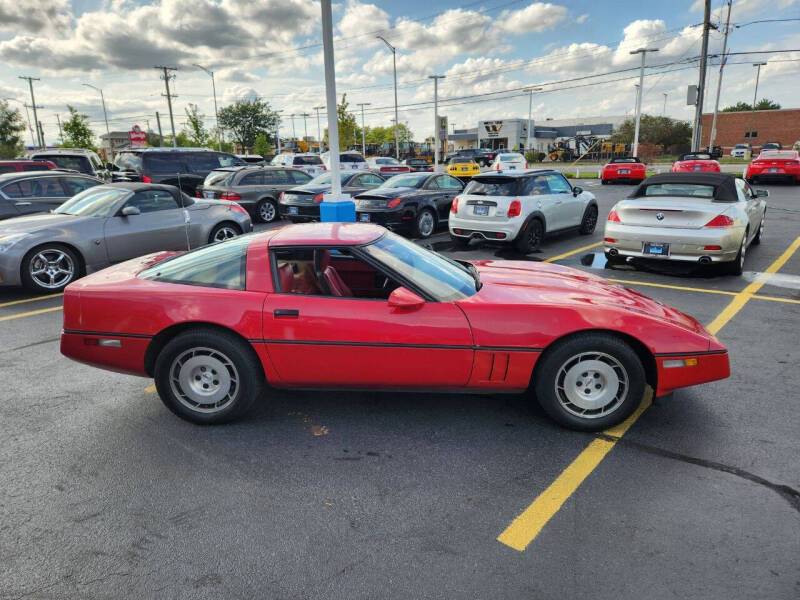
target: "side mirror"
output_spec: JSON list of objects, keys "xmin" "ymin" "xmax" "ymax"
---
[
  {"xmin": 121, "ymin": 206, "xmax": 141, "ymax": 217},
  {"xmin": 573, "ymin": 186, "xmax": 583, "ymax": 196},
  {"xmin": 755, "ymin": 189, "xmax": 769, "ymax": 198},
  {"xmin": 388, "ymin": 287, "xmax": 425, "ymax": 310}
]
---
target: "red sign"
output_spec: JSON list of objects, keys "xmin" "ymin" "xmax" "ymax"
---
[{"xmin": 129, "ymin": 125, "xmax": 146, "ymax": 147}]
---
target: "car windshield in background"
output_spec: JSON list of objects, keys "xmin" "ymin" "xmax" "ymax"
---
[
  {"xmin": 340, "ymin": 154, "xmax": 365, "ymax": 163},
  {"xmin": 463, "ymin": 177, "xmax": 519, "ymax": 196},
  {"xmin": 375, "ymin": 158, "xmax": 399, "ymax": 165},
  {"xmin": 294, "ymin": 156, "xmax": 322, "ymax": 165},
  {"xmin": 35, "ymin": 155, "xmax": 91, "ymax": 173},
  {"xmin": 361, "ymin": 232, "xmax": 476, "ymax": 301},
  {"xmin": 760, "ymin": 151, "xmax": 796, "ymax": 159},
  {"xmin": 498, "ymin": 154, "xmax": 522, "ymax": 161},
  {"xmin": 380, "ymin": 174, "xmax": 427, "ymax": 188},
  {"xmin": 612, "ymin": 158, "xmax": 638, "ymax": 163},
  {"xmin": 204, "ymin": 170, "xmax": 237, "ymax": 187},
  {"xmin": 681, "ymin": 154, "xmax": 712, "ymax": 161},
  {"xmin": 54, "ymin": 187, "xmax": 130, "ymax": 216},
  {"xmin": 308, "ymin": 172, "xmax": 352, "ymax": 185},
  {"xmin": 640, "ymin": 183, "xmax": 716, "ymax": 199}
]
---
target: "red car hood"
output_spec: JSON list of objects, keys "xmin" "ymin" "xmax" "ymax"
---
[{"xmin": 469, "ymin": 260, "xmax": 707, "ymax": 335}]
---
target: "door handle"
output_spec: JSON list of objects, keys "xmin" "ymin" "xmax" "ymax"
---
[
  {"xmin": 14, "ymin": 202, "xmax": 32, "ymax": 207},
  {"xmin": 274, "ymin": 309, "xmax": 299, "ymax": 318}
]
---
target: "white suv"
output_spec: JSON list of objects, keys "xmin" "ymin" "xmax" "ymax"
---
[
  {"xmin": 448, "ymin": 170, "xmax": 598, "ymax": 253},
  {"xmin": 271, "ymin": 153, "xmax": 326, "ymax": 176},
  {"xmin": 321, "ymin": 150, "xmax": 368, "ymax": 171}
]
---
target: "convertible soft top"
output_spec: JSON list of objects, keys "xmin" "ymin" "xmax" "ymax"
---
[{"xmin": 629, "ymin": 172, "xmax": 738, "ymax": 202}]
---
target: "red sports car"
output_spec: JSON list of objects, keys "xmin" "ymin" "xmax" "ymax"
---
[
  {"xmin": 60, "ymin": 224, "xmax": 730, "ymax": 431},
  {"xmin": 672, "ymin": 153, "xmax": 721, "ymax": 173},
  {"xmin": 745, "ymin": 150, "xmax": 800, "ymax": 184},
  {"xmin": 601, "ymin": 157, "xmax": 646, "ymax": 184}
]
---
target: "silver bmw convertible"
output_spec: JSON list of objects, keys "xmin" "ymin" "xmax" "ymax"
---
[
  {"xmin": 0, "ymin": 182, "xmax": 252, "ymax": 292},
  {"xmin": 604, "ymin": 173, "xmax": 767, "ymax": 275}
]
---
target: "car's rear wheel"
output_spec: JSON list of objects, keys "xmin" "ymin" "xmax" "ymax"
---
[
  {"xmin": 413, "ymin": 208, "xmax": 436, "ymax": 238},
  {"xmin": 21, "ymin": 244, "xmax": 81, "ymax": 293},
  {"xmin": 154, "ymin": 329, "xmax": 264, "ymax": 424},
  {"xmin": 209, "ymin": 222, "xmax": 242, "ymax": 244},
  {"xmin": 752, "ymin": 214, "xmax": 764, "ymax": 245},
  {"xmin": 725, "ymin": 231, "xmax": 748, "ymax": 276},
  {"xmin": 579, "ymin": 205, "xmax": 598, "ymax": 234},
  {"xmin": 514, "ymin": 219, "xmax": 544, "ymax": 254},
  {"xmin": 601, "ymin": 179, "xmax": 609, "ymax": 185},
  {"xmin": 534, "ymin": 333, "xmax": 646, "ymax": 431},
  {"xmin": 255, "ymin": 198, "xmax": 278, "ymax": 223}
]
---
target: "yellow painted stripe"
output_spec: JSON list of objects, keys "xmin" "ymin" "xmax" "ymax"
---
[
  {"xmin": 497, "ymin": 236, "xmax": 800, "ymax": 552},
  {"xmin": 544, "ymin": 241, "xmax": 601, "ymax": 263},
  {"xmin": 0, "ymin": 293, "xmax": 63, "ymax": 309},
  {"xmin": 608, "ymin": 278, "xmax": 738, "ymax": 297},
  {"xmin": 144, "ymin": 384, "xmax": 156, "ymax": 394},
  {"xmin": 750, "ymin": 293, "xmax": 800, "ymax": 306},
  {"xmin": 0, "ymin": 306, "xmax": 62, "ymax": 322}
]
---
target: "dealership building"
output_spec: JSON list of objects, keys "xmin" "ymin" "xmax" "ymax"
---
[
  {"xmin": 700, "ymin": 108, "xmax": 800, "ymax": 151},
  {"xmin": 447, "ymin": 115, "xmax": 627, "ymax": 153}
]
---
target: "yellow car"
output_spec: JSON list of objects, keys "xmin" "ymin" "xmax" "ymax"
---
[{"xmin": 446, "ymin": 157, "xmax": 481, "ymax": 178}]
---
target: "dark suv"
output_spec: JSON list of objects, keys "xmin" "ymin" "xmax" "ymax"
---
[
  {"xmin": 113, "ymin": 148, "xmax": 245, "ymax": 195},
  {"xmin": 448, "ymin": 148, "xmax": 496, "ymax": 166}
]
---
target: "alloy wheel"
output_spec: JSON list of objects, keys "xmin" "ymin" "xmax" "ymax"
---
[
  {"xmin": 554, "ymin": 351, "xmax": 629, "ymax": 419},
  {"xmin": 214, "ymin": 226, "xmax": 240, "ymax": 242},
  {"xmin": 169, "ymin": 347, "xmax": 240, "ymax": 414},
  {"xmin": 259, "ymin": 201, "xmax": 276, "ymax": 223},
  {"xmin": 29, "ymin": 249, "xmax": 76, "ymax": 290},
  {"xmin": 418, "ymin": 211, "xmax": 435, "ymax": 237}
]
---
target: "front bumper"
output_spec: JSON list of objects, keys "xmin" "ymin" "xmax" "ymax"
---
[
  {"xmin": 655, "ymin": 350, "xmax": 730, "ymax": 397},
  {"xmin": 604, "ymin": 223, "xmax": 743, "ymax": 262},
  {"xmin": 449, "ymin": 214, "xmax": 523, "ymax": 242},
  {"xmin": 0, "ymin": 251, "xmax": 23, "ymax": 287}
]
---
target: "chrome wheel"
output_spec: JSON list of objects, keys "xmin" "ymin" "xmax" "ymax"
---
[
  {"xmin": 417, "ymin": 210, "xmax": 435, "ymax": 237},
  {"xmin": 29, "ymin": 249, "xmax": 75, "ymax": 290},
  {"xmin": 739, "ymin": 234, "xmax": 747, "ymax": 269},
  {"xmin": 259, "ymin": 200, "xmax": 276, "ymax": 223},
  {"xmin": 555, "ymin": 351, "xmax": 629, "ymax": 419},
  {"xmin": 169, "ymin": 347, "xmax": 239, "ymax": 414},
  {"xmin": 213, "ymin": 226, "xmax": 239, "ymax": 243}
]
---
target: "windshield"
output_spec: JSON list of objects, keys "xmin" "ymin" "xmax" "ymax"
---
[
  {"xmin": 55, "ymin": 186, "xmax": 129, "ymax": 216},
  {"xmin": 463, "ymin": 177, "xmax": 519, "ymax": 196},
  {"xmin": 759, "ymin": 151, "xmax": 796, "ymax": 159},
  {"xmin": 293, "ymin": 155, "xmax": 322, "ymax": 165},
  {"xmin": 611, "ymin": 158, "xmax": 638, "ymax": 163},
  {"xmin": 204, "ymin": 170, "xmax": 237, "ymax": 187},
  {"xmin": 361, "ymin": 232, "xmax": 476, "ymax": 301},
  {"xmin": 380, "ymin": 174, "xmax": 427, "ymax": 188},
  {"xmin": 681, "ymin": 154, "xmax": 712, "ymax": 161},
  {"xmin": 34, "ymin": 155, "xmax": 91, "ymax": 173},
  {"xmin": 375, "ymin": 158, "xmax": 399, "ymax": 165},
  {"xmin": 498, "ymin": 154, "xmax": 522, "ymax": 161},
  {"xmin": 639, "ymin": 183, "xmax": 716, "ymax": 199}
]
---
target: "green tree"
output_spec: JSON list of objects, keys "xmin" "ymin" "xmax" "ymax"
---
[
  {"xmin": 364, "ymin": 124, "xmax": 413, "ymax": 145},
  {"xmin": 722, "ymin": 98, "xmax": 781, "ymax": 112},
  {"xmin": 253, "ymin": 133, "xmax": 272, "ymax": 157},
  {"xmin": 61, "ymin": 105, "xmax": 95, "ymax": 149},
  {"xmin": 610, "ymin": 114, "xmax": 692, "ymax": 153},
  {"xmin": 0, "ymin": 100, "xmax": 26, "ymax": 158},
  {"xmin": 324, "ymin": 94, "xmax": 359, "ymax": 150},
  {"xmin": 217, "ymin": 98, "xmax": 280, "ymax": 152},
  {"xmin": 183, "ymin": 103, "xmax": 209, "ymax": 146}
]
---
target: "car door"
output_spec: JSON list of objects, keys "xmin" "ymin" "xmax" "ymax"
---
[
  {"xmin": 736, "ymin": 179, "xmax": 762, "ymax": 241},
  {"xmin": 103, "ymin": 189, "xmax": 189, "ymax": 262},
  {"xmin": 235, "ymin": 170, "xmax": 264, "ymax": 205},
  {"xmin": 520, "ymin": 175, "xmax": 566, "ymax": 231},
  {"xmin": 542, "ymin": 172, "xmax": 584, "ymax": 226},
  {"xmin": 263, "ymin": 246, "xmax": 474, "ymax": 387}
]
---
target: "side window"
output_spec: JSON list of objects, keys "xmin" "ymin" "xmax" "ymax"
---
[
  {"xmin": 23, "ymin": 164, "xmax": 49, "ymax": 172},
  {"xmin": 273, "ymin": 248, "xmax": 322, "ymax": 295},
  {"xmin": 734, "ymin": 179, "xmax": 749, "ymax": 202},
  {"xmin": 62, "ymin": 177, "xmax": 100, "ymax": 196},
  {"xmin": 426, "ymin": 177, "xmax": 441, "ymax": 190},
  {"xmin": 440, "ymin": 176, "xmax": 464, "ymax": 190},
  {"xmin": 126, "ymin": 190, "xmax": 180, "ymax": 213},
  {"xmin": 238, "ymin": 172, "xmax": 263, "ymax": 186},
  {"xmin": 0, "ymin": 182, "xmax": 28, "ymax": 198},
  {"xmin": 217, "ymin": 154, "xmax": 240, "ymax": 168},
  {"xmin": 264, "ymin": 170, "xmax": 293, "ymax": 185},
  {"xmin": 31, "ymin": 177, "xmax": 68, "ymax": 197},
  {"xmin": 522, "ymin": 176, "xmax": 551, "ymax": 196},
  {"xmin": 542, "ymin": 173, "xmax": 572, "ymax": 194},
  {"xmin": 358, "ymin": 173, "xmax": 383, "ymax": 187},
  {"xmin": 0, "ymin": 166, "xmax": 15, "ymax": 174},
  {"xmin": 289, "ymin": 170, "xmax": 312, "ymax": 184}
]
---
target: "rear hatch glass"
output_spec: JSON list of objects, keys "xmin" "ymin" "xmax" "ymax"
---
[
  {"xmin": 34, "ymin": 155, "xmax": 91, "ymax": 174},
  {"xmin": 294, "ymin": 155, "xmax": 323, "ymax": 165},
  {"xmin": 464, "ymin": 177, "xmax": 520, "ymax": 196},
  {"xmin": 204, "ymin": 170, "xmax": 237, "ymax": 187}
]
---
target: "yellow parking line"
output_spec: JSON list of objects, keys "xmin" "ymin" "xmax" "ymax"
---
[
  {"xmin": 0, "ymin": 306, "xmax": 62, "ymax": 323},
  {"xmin": 0, "ymin": 293, "xmax": 63, "ymax": 309},
  {"xmin": 608, "ymin": 278, "xmax": 738, "ymax": 297},
  {"xmin": 497, "ymin": 235, "xmax": 800, "ymax": 552},
  {"xmin": 751, "ymin": 293, "xmax": 800, "ymax": 306},
  {"xmin": 544, "ymin": 241, "xmax": 601, "ymax": 263}
]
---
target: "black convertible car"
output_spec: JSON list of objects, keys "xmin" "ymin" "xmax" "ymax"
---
[
  {"xmin": 279, "ymin": 170, "xmax": 385, "ymax": 222},
  {"xmin": 353, "ymin": 172, "xmax": 464, "ymax": 238}
]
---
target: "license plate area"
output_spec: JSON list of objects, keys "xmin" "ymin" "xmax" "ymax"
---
[
  {"xmin": 203, "ymin": 191, "xmax": 215, "ymax": 199},
  {"xmin": 618, "ymin": 169, "xmax": 629, "ymax": 174},
  {"xmin": 643, "ymin": 242, "xmax": 670, "ymax": 256},
  {"xmin": 359, "ymin": 213, "xmax": 370, "ymax": 222},
  {"xmin": 473, "ymin": 205, "xmax": 489, "ymax": 216},
  {"xmin": 769, "ymin": 168, "xmax": 780, "ymax": 173},
  {"xmin": 288, "ymin": 206, "xmax": 299, "ymax": 215}
]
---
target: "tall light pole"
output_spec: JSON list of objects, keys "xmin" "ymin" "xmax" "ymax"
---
[
  {"xmin": 357, "ymin": 102, "xmax": 371, "ymax": 157},
  {"xmin": 82, "ymin": 83, "xmax": 112, "ymax": 160},
  {"xmin": 19, "ymin": 76, "xmax": 43, "ymax": 148},
  {"xmin": 709, "ymin": 0, "xmax": 732, "ymax": 150},
  {"xmin": 629, "ymin": 47, "xmax": 659, "ymax": 157},
  {"xmin": 300, "ymin": 112, "xmax": 310, "ymax": 143},
  {"xmin": 662, "ymin": 92, "xmax": 668, "ymax": 116},
  {"xmin": 525, "ymin": 86, "xmax": 542, "ymax": 156},
  {"xmin": 154, "ymin": 66, "xmax": 178, "ymax": 147},
  {"xmin": 314, "ymin": 106, "xmax": 324, "ymax": 152},
  {"xmin": 275, "ymin": 110, "xmax": 283, "ymax": 154},
  {"xmin": 749, "ymin": 62, "xmax": 767, "ymax": 143},
  {"xmin": 429, "ymin": 75, "xmax": 445, "ymax": 170},
  {"xmin": 376, "ymin": 35, "xmax": 400, "ymax": 159},
  {"xmin": 289, "ymin": 113, "xmax": 297, "ymax": 145},
  {"xmin": 193, "ymin": 64, "xmax": 222, "ymax": 150},
  {"xmin": 691, "ymin": 0, "xmax": 712, "ymax": 151}
]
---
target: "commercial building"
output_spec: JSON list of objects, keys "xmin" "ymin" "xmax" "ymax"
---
[{"xmin": 700, "ymin": 108, "xmax": 800, "ymax": 151}]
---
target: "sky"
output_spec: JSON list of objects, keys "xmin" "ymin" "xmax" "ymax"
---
[{"xmin": 0, "ymin": 0, "xmax": 798, "ymax": 146}]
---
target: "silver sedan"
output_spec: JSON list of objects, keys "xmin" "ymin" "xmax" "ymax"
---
[
  {"xmin": 0, "ymin": 182, "xmax": 252, "ymax": 292},
  {"xmin": 604, "ymin": 173, "xmax": 767, "ymax": 275}
]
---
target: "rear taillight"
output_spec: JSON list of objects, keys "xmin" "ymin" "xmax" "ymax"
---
[
  {"xmin": 607, "ymin": 209, "xmax": 621, "ymax": 222},
  {"xmin": 220, "ymin": 192, "xmax": 241, "ymax": 201},
  {"xmin": 507, "ymin": 199, "xmax": 521, "ymax": 218},
  {"xmin": 142, "ymin": 175, "xmax": 152, "ymax": 183},
  {"xmin": 604, "ymin": 237, "xmax": 617, "ymax": 243},
  {"xmin": 451, "ymin": 196, "xmax": 460, "ymax": 214},
  {"xmin": 387, "ymin": 197, "xmax": 402, "ymax": 209},
  {"xmin": 195, "ymin": 190, "xmax": 202, "ymax": 198},
  {"xmin": 494, "ymin": 163, "xmax": 501, "ymax": 171},
  {"xmin": 278, "ymin": 192, "xmax": 285, "ymax": 202},
  {"xmin": 704, "ymin": 214, "xmax": 735, "ymax": 228},
  {"xmin": 313, "ymin": 193, "xmax": 324, "ymax": 203},
  {"xmin": 524, "ymin": 162, "xmax": 528, "ymax": 169},
  {"xmin": 787, "ymin": 160, "xmax": 800, "ymax": 166}
]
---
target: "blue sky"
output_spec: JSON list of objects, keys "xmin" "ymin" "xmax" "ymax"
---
[{"xmin": 0, "ymin": 0, "xmax": 797, "ymax": 145}]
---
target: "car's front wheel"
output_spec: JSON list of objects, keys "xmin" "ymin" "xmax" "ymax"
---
[
  {"xmin": 154, "ymin": 329, "xmax": 264, "ymax": 424},
  {"xmin": 579, "ymin": 205, "xmax": 598, "ymax": 234},
  {"xmin": 255, "ymin": 198, "xmax": 278, "ymax": 223},
  {"xmin": 21, "ymin": 244, "xmax": 81, "ymax": 293},
  {"xmin": 209, "ymin": 222, "xmax": 242, "ymax": 244},
  {"xmin": 534, "ymin": 333, "xmax": 646, "ymax": 431}
]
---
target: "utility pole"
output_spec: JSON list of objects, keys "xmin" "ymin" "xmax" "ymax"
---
[
  {"xmin": 356, "ymin": 103, "xmax": 371, "ymax": 157},
  {"xmin": 19, "ymin": 76, "xmax": 44, "ymax": 148},
  {"xmin": 629, "ymin": 48, "xmax": 659, "ymax": 157},
  {"xmin": 662, "ymin": 92, "xmax": 668, "ymax": 116},
  {"xmin": 377, "ymin": 36, "xmax": 400, "ymax": 159},
  {"xmin": 38, "ymin": 121, "xmax": 45, "ymax": 148},
  {"xmin": 56, "ymin": 114, "xmax": 63, "ymax": 143},
  {"xmin": 300, "ymin": 112, "xmax": 310, "ymax": 142},
  {"xmin": 155, "ymin": 66, "xmax": 178, "ymax": 147},
  {"xmin": 429, "ymin": 75, "xmax": 446, "ymax": 170},
  {"xmin": 709, "ymin": 0, "xmax": 732, "ymax": 150},
  {"xmin": 525, "ymin": 87, "xmax": 542, "ymax": 156},
  {"xmin": 193, "ymin": 64, "xmax": 221, "ymax": 150},
  {"xmin": 749, "ymin": 62, "xmax": 767, "ymax": 143},
  {"xmin": 82, "ymin": 83, "xmax": 112, "ymax": 158},
  {"xmin": 691, "ymin": 0, "xmax": 712, "ymax": 151},
  {"xmin": 275, "ymin": 110, "xmax": 283, "ymax": 154},
  {"xmin": 314, "ymin": 106, "xmax": 325, "ymax": 152},
  {"xmin": 289, "ymin": 114, "xmax": 297, "ymax": 144},
  {"xmin": 155, "ymin": 112, "xmax": 164, "ymax": 146}
]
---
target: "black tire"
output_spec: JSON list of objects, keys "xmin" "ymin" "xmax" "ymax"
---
[
  {"xmin": 255, "ymin": 198, "xmax": 279, "ymax": 224},
  {"xmin": 413, "ymin": 208, "xmax": 436, "ymax": 238},
  {"xmin": 533, "ymin": 333, "xmax": 646, "ymax": 431},
  {"xmin": 153, "ymin": 329, "xmax": 264, "ymax": 425},
  {"xmin": 514, "ymin": 219, "xmax": 544, "ymax": 254},
  {"xmin": 724, "ymin": 232, "xmax": 748, "ymax": 276},
  {"xmin": 21, "ymin": 244, "xmax": 81, "ymax": 293},
  {"xmin": 208, "ymin": 222, "xmax": 242, "ymax": 244},
  {"xmin": 449, "ymin": 234, "xmax": 470, "ymax": 248},
  {"xmin": 746, "ymin": 177, "xmax": 756, "ymax": 185},
  {"xmin": 601, "ymin": 179, "xmax": 609, "ymax": 185},
  {"xmin": 579, "ymin": 204, "xmax": 598, "ymax": 235},
  {"xmin": 752, "ymin": 214, "xmax": 764, "ymax": 246},
  {"xmin": 604, "ymin": 252, "xmax": 625, "ymax": 268}
]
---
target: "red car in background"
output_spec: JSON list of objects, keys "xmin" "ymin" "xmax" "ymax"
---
[
  {"xmin": 600, "ymin": 157, "xmax": 646, "ymax": 184},
  {"xmin": 672, "ymin": 153, "xmax": 721, "ymax": 173},
  {"xmin": 0, "ymin": 159, "xmax": 57, "ymax": 174},
  {"xmin": 61, "ymin": 223, "xmax": 729, "ymax": 432},
  {"xmin": 745, "ymin": 150, "xmax": 800, "ymax": 184}
]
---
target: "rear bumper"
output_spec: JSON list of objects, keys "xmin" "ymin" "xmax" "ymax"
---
[
  {"xmin": 746, "ymin": 166, "xmax": 800, "ymax": 181},
  {"xmin": 60, "ymin": 331, "xmax": 150, "ymax": 376},
  {"xmin": 355, "ymin": 208, "xmax": 413, "ymax": 231},
  {"xmin": 602, "ymin": 170, "xmax": 645, "ymax": 182},
  {"xmin": 449, "ymin": 214, "xmax": 523, "ymax": 242},
  {"xmin": 655, "ymin": 350, "xmax": 730, "ymax": 397},
  {"xmin": 604, "ymin": 223, "xmax": 743, "ymax": 262},
  {"xmin": 279, "ymin": 202, "xmax": 320, "ymax": 221}
]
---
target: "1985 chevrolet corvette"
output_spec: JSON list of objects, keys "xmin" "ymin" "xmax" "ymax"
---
[{"xmin": 60, "ymin": 223, "xmax": 730, "ymax": 431}]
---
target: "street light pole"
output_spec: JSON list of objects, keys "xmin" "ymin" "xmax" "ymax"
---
[
  {"xmin": 314, "ymin": 106, "xmax": 324, "ymax": 152},
  {"xmin": 289, "ymin": 114, "xmax": 296, "ymax": 145},
  {"xmin": 749, "ymin": 62, "xmax": 767, "ymax": 143},
  {"xmin": 428, "ymin": 75, "xmax": 445, "ymax": 170},
  {"xmin": 691, "ymin": 0, "xmax": 712, "ymax": 151},
  {"xmin": 301, "ymin": 112, "xmax": 310, "ymax": 143},
  {"xmin": 275, "ymin": 110, "xmax": 283, "ymax": 154},
  {"xmin": 524, "ymin": 86, "xmax": 542, "ymax": 156},
  {"xmin": 662, "ymin": 92, "xmax": 668, "ymax": 116},
  {"xmin": 356, "ymin": 103, "xmax": 371, "ymax": 157},
  {"xmin": 193, "ymin": 64, "xmax": 222, "ymax": 150},
  {"xmin": 82, "ymin": 83, "xmax": 112, "ymax": 160},
  {"xmin": 19, "ymin": 76, "xmax": 43, "ymax": 148},
  {"xmin": 376, "ymin": 35, "xmax": 400, "ymax": 159},
  {"xmin": 709, "ymin": 0, "xmax": 732, "ymax": 150},
  {"xmin": 629, "ymin": 47, "xmax": 659, "ymax": 157}
]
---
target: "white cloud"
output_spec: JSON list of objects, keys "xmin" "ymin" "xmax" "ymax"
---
[
  {"xmin": 576, "ymin": 13, "xmax": 589, "ymax": 24},
  {"xmin": 0, "ymin": 0, "xmax": 72, "ymax": 34},
  {"xmin": 498, "ymin": 2, "xmax": 569, "ymax": 34}
]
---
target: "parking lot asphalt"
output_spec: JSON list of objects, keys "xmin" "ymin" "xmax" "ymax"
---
[{"xmin": 1, "ymin": 182, "xmax": 799, "ymax": 599}]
